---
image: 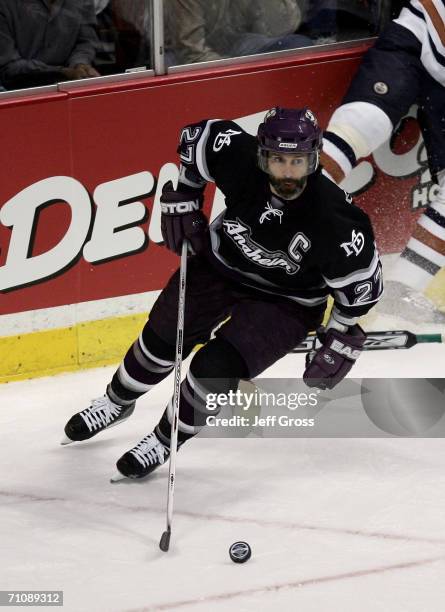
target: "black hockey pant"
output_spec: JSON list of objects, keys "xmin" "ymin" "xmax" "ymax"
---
[{"xmin": 108, "ymin": 256, "xmax": 324, "ymax": 444}]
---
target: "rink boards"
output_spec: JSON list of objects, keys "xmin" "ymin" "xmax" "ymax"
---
[{"xmin": 1, "ymin": 44, "xmax": 444, "ymax": 382}]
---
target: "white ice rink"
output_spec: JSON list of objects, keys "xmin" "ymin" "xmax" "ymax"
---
[{"xmin": 1, "ymin": 343, "xmax": 445, "ymax": 612}]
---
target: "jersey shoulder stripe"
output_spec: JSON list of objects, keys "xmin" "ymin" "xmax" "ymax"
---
[
  {"xmin": 395, "ymin": 0, "xmax": 445, "ymax": 85},
  {"xmin": 419, "ymin": 0, "xmax": 445, "ymax": 45},
  {"xmin": 322, "ymin": 246, "xmax": 380, "ymax": 288}
]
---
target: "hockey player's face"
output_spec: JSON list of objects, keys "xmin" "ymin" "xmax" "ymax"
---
[{"xmin": 267, "ymin": 152, "xmax": 308, "ymax": 198}]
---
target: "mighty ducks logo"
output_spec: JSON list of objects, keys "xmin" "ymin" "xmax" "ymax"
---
[{"xmin": 222, "ymin": 218, "xmax": 300, "ymax": 274}]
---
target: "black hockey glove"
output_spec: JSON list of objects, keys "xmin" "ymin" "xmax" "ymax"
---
[
  {"xmin": 160, "ymin": 181, "xmax": 208, "ymax": 255},
  {"xmin": 303, "ymin": 324, "xmax": 366, "ymax": 390}
]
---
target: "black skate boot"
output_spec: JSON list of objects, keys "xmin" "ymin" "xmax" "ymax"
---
[
  {"xmin": 61, "ymin": 392, "xmax": 135, "ymax": 445},
  {"xmin": 111, "ymin": 432, "xmax": 172, "ymax": 481}
]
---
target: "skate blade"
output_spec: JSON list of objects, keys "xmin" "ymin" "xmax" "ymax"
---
[
  {"xmin": 110, "ymin": 471, "xmax": 127, "ymax": 483},
  {"xmin": 60, "ymin": 413, "xmax": 134, "ymax": 448}
]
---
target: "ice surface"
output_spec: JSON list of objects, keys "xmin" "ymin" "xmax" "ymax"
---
[{"xmin": 1, "ymin": 343, "xmax": 444, "ymax": 611}]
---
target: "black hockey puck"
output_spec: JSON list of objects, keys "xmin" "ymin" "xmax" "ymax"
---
[{"xmin": 229, "ymin": 541, "xmax": 251, "ymax": 563}]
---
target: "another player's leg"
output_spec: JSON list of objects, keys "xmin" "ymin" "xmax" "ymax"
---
[
  {"xmin": 382, "ymin": 76, "xmax": 445, "ymax": 322},
  {"xmin": 381, "ymin": 169, "xmax": 445, "ymax": 322},
  {"xmin": 113, "ymin": 337, "xmax": 249, "ymax": 479},
  {"xmin": 321, "ymin": 23, "xmax": 417, "ymax": 184},
  {"xmin": 321, "ymin": 25, "xmax": 445, "ymax": 322}
]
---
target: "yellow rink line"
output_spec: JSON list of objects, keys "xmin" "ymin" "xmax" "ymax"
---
[
  {"xmin": 0, "ymin": 301, "xmax": 331, "ymax": 384},
  {"xmin": 426, "ymin": 268, "xmax": 445, "ymax": 309},
  {"xmin": 0, "ymin": 313, "xmax": 148, "ymax": 384},
  {"xmin": 2, "ymin": 271, "xmax": 444, "ymax": 385}
]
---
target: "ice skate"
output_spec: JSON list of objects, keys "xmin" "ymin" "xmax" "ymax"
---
[
  {"xmin": 375, "ymin": 280, "xmax": 445, "ymax": 325},
  {"xmin": 111, "ymin": 432, "xmax": 171, "ymax": 481},
  {"xmin": 61, "ymin": 393, "xmax": 135, "ymax": 445}
]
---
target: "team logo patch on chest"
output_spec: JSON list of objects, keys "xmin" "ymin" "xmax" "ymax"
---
[{"xmin": 222, "ymin": 218, "xmax": 300, "ymax": 274}]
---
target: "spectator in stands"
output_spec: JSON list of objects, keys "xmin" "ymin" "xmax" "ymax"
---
[
  {"xmin": 111, "ymin": 0, "xmax": 150, "ymax": 70},
  {"xmin": 94, "ymin": 0, "xmax": 109, "ymax": 13},
  {"xmin": 299, "ymin": 0, "xmax": 384, "ymax": 45},
  {"xmin": 0, "ymin": 0, "xmax": 100, "ymax": 90},
  {"xmin": 301, "ymin": 0, "xmax": 338, "ymax": 44},
  {"xmin": 168, "ymin": 0, "xmax": 312, "ymax": 66},
  {"xmin": 112, "ymin": 0, "xmax": 178, "ymax": 71},
  {"xmin": 94, "ymin": 0, "xmax": 116, "ymax": 74}
]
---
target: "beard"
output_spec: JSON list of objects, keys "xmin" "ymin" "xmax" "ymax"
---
[{"xmin": 269, "ymin": 176, "xmax": 307, "ymax": 199}]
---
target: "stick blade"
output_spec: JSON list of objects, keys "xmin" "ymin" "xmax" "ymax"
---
[{"xmin": 159, "ymin": 529, "xmax": 171, "ymax": 552}]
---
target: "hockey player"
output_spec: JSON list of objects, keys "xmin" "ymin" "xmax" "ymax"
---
[
  {"xmin": 321, "ymin": 0, "xmax": 445, "ymax": 323},
  {"xmin": 62, "ymin": 108, "xmax": 383, "ymax": 480}
]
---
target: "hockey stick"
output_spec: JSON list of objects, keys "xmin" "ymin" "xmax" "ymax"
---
[
  {"xmin": 159, "ymin": 239, "xmax": 188, "ymax": 553},
  {"xmin": 292, "ymin": 330, "xmax": 443, "ymax": 353}
]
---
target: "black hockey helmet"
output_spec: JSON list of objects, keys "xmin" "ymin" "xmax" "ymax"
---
[{"xmin": 257, "ymin": 107, "xmax": 322, "ymax": 175}]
